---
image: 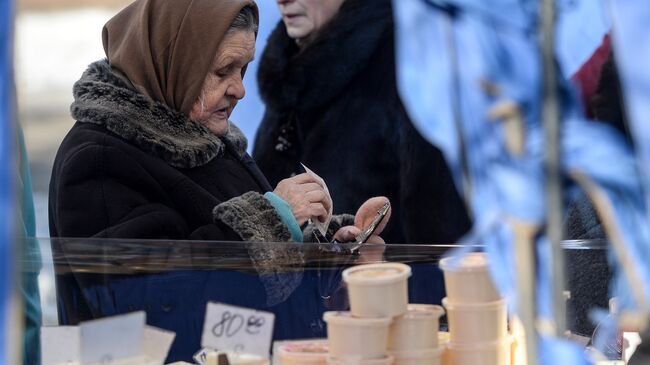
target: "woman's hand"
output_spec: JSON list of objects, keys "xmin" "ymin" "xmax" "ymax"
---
[
  {"xmin": 333, "ymin": 197, "xmax": 391, "ymax": 244},
  {"xmin": 273, "ymin": 173, "xmax": 332, "ymax": 226},
  {"xmin": 333, "ymin": 197, "xmax": 391, "ymax": 263}
]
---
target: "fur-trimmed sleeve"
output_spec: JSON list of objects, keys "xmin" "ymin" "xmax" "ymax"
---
[
  {"xmin": 302, "ymin": 214, "xmax": 355, "ymax": 243},
  {"xmin": 213, "ymin": 191, "xmax": 292, "ymax": 242}
]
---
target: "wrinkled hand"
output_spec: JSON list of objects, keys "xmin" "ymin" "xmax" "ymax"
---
[
  {"xmin": 333, "ymin": 197, "xmax": 391, "ymax": 244},
  {"xmin": 273, "ymin": 173, "xmax": 332, "ymax": 226}
]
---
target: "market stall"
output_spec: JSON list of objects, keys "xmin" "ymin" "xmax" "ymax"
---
[{"xmin": 28, "ymin": 238, "xmax": 612, "ymax": 364}]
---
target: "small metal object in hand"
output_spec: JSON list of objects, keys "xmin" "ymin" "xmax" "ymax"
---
[
  {"xmin": 316, "ymin": 201, "xmax": 390, "ymax": 255},
  {"xmin": 348, "ymin": 201, "xmax": 390, "ymax": 252}
]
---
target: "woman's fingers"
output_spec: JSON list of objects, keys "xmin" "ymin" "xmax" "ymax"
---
[
  {"xmin": 274, "ymin": 171, "xmax": 333, "ymax": 226},
  {"xmin": 305, "ymin": 189, "xmax": 332, "ymax": 212},
  {"xmin": 355, "ymin": 197, "xmax": 391, "ymax": 235},
  {"xmin": 309, "ymin": 203, "xmax": 328, "ymax": 222},
  {"xmin": 333, "ymin": 225, "xmax": 362, "ymax": 242},
  {"xmin": 299, "ymin": 182, "xmax": 322, "ymax": 192},
  {"xmin": 288, "ymin": 172, "xmax": 326, "ymax": 189}
]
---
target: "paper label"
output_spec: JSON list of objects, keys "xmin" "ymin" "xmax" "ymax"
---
[
  {"xmin": 41, "ymin": 326, "xmax": 80, "ymax": 365},
  {"xmin": 201, "ymin": 302, "xmax": 275, "ymax": 357},
  {"xmin": 80, "ymin": 311, "xmax": 145, "ymax": 364},
  {"xmin": 143, "ymin": 326, "xmax": 176, "ymax": 363},
  {"xmin": 193, "ymin": 348, "xmax": 213, "ymax": 365},
  {"xmin": 623, "ymin": 332, "xmax": 642, "ymax": 363}
]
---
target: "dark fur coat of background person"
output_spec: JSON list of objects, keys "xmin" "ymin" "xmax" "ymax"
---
[
  {"xmin": 253, "ymin": 0, "xmax": 471, "ymax": 244},
  {"xmin": 564, "ymin": 52, "xmax": 629, "ymax": 337}
]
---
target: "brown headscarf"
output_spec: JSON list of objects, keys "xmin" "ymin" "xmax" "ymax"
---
[{"xmin": 102, "ymin": 0, "xmax": 258, "ymax": 116}]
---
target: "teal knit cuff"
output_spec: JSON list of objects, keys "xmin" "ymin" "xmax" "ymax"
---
[{"xmin": 263, "ymin": 192, "xmax": 304, "ymax": 242}]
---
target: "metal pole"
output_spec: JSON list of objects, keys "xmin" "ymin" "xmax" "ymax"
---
[
  {"xmin": 513, "ymin": 222, "xmax": 539, "ymax": 365},
  {"xmin": 541, "ymin": 0, "xmax": 567, "ymax": 336}
]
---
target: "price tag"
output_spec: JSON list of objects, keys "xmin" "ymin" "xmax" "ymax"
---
[
  {"xmin": 80, "ymin": 311, "xmax": 145, "ymax": 364},
  {"xmin": 143, "ymin": 326, "xmax": 176, "ymax": 362},
  {"xmin": 201, "ymin": 302, "xmax": 275, "ymax": 357},
  {"xmin": 41, "ymin": 326, "xmax": 80, "ymax": 365},
  {"xmin": 193, "ymin": 348, "xmax": 213, "ymax": 365},
  {"xmin": 623, "ymin": 332, "xmax": 642, "ymax": 363}
]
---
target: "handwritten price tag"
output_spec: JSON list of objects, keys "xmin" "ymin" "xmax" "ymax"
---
[
  {"xmin": 41, "ymin": 326, "xmax": 80, "ymax": 365},
  {"xmin": 201, "ymin": 302, "xmax": 275, "ymax": 357},
  {"xmin": 80, "ymin": 311, "xmax": 145, "ymax": 365}
]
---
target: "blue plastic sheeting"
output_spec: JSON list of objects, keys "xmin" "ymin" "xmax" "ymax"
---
[
  {"xmin": 394, "ymin": 0, "xmax": 546, "ymax": 309},
  {"xmin": 0, "ymin": 0, "xmax": 16, "ymax": 363},
  {"xmin": 610, "ymin": 0, "xmax": 650, "ymax": 253},
  {"xmin": 394, "ymin": 0, "xmax": 646, "ymax": 363},
  {"xmin": 229, "ymin": 2, "xmax": 280, "ymax": 151},
  {"xmin": 540, "ymin": 335, "xmax": 591, "ymax": 365},
  {"xmin": 556, "ymin": 0, "xmax": 610, "ymax": 77}
]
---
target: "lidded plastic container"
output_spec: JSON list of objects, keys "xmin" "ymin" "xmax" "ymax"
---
[
  {"xmin": 324, "ymin": 311, "xmax": 392, "ymax": 360},
  {"xmin": 388, "ymin": 304, "xmax": 444, "ymax": 351},
  {"xmin": 343, "ymin": 263, "xmax": 411, "ymax": 318}
]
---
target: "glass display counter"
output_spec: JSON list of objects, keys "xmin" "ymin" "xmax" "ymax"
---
[{"xmin": 24, "ymin": 238, "xmax": 610, "ymax": 363}]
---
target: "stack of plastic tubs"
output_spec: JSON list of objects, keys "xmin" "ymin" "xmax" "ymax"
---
[
  {"xmin": 324, "ymin": 263, "xmax": 413, "ymax": 365},
  {"xmin": 439, "ymin": 253, "xmax": 511, "ymax": 365},
  {"xmin": 388, "ymin": 304, "xmax": 445, "ymax": 364}
]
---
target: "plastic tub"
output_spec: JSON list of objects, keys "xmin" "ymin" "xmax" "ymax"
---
[
  {"xmin": 324, "ymin": 311, "xmax": 392, "ymax": 359},
  {"xmin": 388, "ymin": 304, "xmax": 444, "ymax": 351},
  {"xmin": 327, "ymin": 355, "xmax": 394, "ymax": 365},
  {"xmin": 447, "ymin": 337, "xmax": 512, "ymax": 365},
  {"xmin": 439, "ymin": 253, "xmax": 500, "ymax": 303},
  {"xmin": 343, "ymin": 263, "xmax": 411, "ymax": 318},
  {"xmin": 442, "ymin": 298, "xmax": 507, "ymax": 343},
  {"xmin": 276, "ymin": 339, "xmax": 329, "ymax": 365},
  {"xmin": 391, "ymin": 348, "xmax": 443, "ymax": 365},
  {"xmin": 438, "ymin": 332, "xmax": 450, "ymax": 365}
]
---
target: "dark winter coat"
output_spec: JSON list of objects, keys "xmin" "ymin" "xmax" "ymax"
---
[
  {"xmin": 253, "ymin": 0, "xmax": 471, "ymax": 244},
  {"xmin": 50, "ymin": 58, "xmax": 358, "ymax": 308},
  {"xmin": 49, "ymin": 60, "xmax": 296, "ymax": 243},
  {"xmin": 49, "ymin": 60, "xmax": 366, "ymax": 361}
]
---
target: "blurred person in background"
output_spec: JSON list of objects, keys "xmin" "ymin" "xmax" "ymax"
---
[
  {"xmin": 49, "ymin": 0, "xmax": 388, "ymax": 245},
  {"xmin": 253, "ymin": 0, "xmax": 471, "ymax": 244}
]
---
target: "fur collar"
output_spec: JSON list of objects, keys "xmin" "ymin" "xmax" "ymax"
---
[
  {"xmin": 71, "ymin": 60, "xmax": 248, "ymax": 168},
  {"xmin": 257, "ymin": 0, "xmax": 393, "ymax": 110}
]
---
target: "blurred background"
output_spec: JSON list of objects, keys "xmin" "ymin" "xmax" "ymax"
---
[{"xmin": 15, "ymin": 0, "xmax": 131, "ymax": 326}]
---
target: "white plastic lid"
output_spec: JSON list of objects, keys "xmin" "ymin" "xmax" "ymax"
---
[
  {"xmin": 279, "ymin": 340, "xmax": 329, "ymax": 355},
  {"xmin": 327, "ymin": 355, "xmax": 394, "ymax": 365},
  {"xmin": 323, "ymin": 311, "xmax": 392, "ymax": 326},
  {"xmin": 343, "ymin": 263, "xmax": 411, "ymax": 285},
  {"xmin": 399, "ymin": 304, "xmax": 445, "ymax": 320},
  {"xmin": 439, "ymin": 252, "xmax": 489, "ymax": 272},
  {"xmin": 441, "ymin": 297, "xmax": 506, "ymax": 310}
]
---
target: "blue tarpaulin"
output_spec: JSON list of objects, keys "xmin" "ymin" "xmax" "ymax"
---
[{"xmin": 394, "ymin": 0, "xmax": 648, "ymax": 363}]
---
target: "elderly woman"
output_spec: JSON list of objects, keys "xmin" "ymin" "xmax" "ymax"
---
[
  {"xmin": 48, "ymin": 0, "xmax": 387, "ymax": 244},
  {"xmin": 253, "ymin": 0, "xmax": 471, "ymax": 244}
]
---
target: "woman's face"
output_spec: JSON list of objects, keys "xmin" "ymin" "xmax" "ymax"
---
[
  {"xmin": 189, "ymin": 30, "xmax": 255, "ymax": 136},
  {"xmin": 276, "ymin": 0, "xmax": 345, "ymax": 40}
]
